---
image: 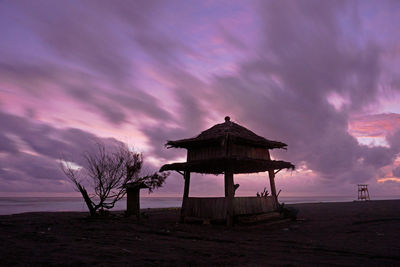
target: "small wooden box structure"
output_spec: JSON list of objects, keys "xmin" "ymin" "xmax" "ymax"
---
[
  {"xmin": 125, "ymin": 182, "xmax": 149, "ymax": 218},
  {"xmin": 160, "ymin": 116, "xmax": 294, "ymax": 226}
]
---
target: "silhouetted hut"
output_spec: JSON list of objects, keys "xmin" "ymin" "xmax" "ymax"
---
[{"xmin": 160, "ymin": 116, "xmax": 294, "ymax": 226}]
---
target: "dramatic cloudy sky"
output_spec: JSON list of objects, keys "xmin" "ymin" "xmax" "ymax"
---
[{"xmin": 1, "ymin": 0, "xmax": 400, "ymax": 198}]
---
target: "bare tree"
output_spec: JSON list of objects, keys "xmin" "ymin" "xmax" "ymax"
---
[{"xmin": 61, "ymin": 143, "xmax": 168, "ymax": 216}]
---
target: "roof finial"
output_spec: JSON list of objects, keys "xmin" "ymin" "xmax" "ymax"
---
[{"xmin": 224, "ymin": 116, "xmax": 230, "ymax": 122}]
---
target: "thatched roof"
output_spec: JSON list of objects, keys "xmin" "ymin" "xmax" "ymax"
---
[
  {"xmin": 166, "ymin": 116, "xmax": 287, "ymax": 149},
  {"xmin": 159, "ymin": 157, "xmax": 295, "ymax": 174}
]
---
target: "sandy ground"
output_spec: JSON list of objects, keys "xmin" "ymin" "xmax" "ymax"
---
[{"xmin": 1, "ymin": 200, "xmax": 399, "ymax": 266}]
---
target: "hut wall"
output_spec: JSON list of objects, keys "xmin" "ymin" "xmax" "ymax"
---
[
  {"xmin": 187, "ymin": 143, "xmax": 270, "ymax": 162},
  {"xmin": 183, "ymin": 196, "xmax": 276, "ymax": 219},
  {"xmin": 187, "ymin": 146, "xmax": 225, "ymax": 161},
  {"xmin": 228, "ymin": 143, "xmax": 270, "ymax": 160},
  {"xmin": 183, "ymin": 197, "xmax": 227, "ymax": 219},
  {"xmin": 233, "ymin": 196, "xmax": 275, "ymax": 215}
]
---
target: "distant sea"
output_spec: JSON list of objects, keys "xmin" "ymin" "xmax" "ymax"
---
[{"xmin": 0, "ymin": 195, "xmax": 399, "ymax": 215}]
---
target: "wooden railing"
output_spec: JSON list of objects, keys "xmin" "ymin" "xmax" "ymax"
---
[{"xmin": 183, "ymin": 196, "xmax": 276, "ymax": 220}]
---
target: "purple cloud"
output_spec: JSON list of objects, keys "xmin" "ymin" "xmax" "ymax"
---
[
  {"xmin": 1, "ymin": 0, "xmax": 400, "ymax": 197},
  {"xmin": 0, "ymin": 110, "xmax": 127, "ymax": 191}
]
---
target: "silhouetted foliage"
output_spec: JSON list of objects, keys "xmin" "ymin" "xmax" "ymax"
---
[
  {"xmin": 61, "ymin": 143, "xmax": 168, "ymax": 216},
  {"xmin": 256, "ymin": 187, "xmax": 269, "ymax": 197}
]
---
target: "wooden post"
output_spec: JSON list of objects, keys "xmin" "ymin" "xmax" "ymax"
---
[
  {"xmin": 180, "ymin": 171, "xmax": 190, "ymax": 223},
  {"xmin": 268, "ymin": 170, "xmax": 277, "ymax": 197},
  {"xmin": 225, "ymin": 168, "xmax": 234, "ymax": 227},
  {"xmin": 268, "ymin": 170, "xmax": 278, "ymax": 209},
  {"xmin": 126, "ymin": 183, "xmax": 148, "ymax": 219},
  {"xmin": 126, "ymin": 187, "xmax": 140, "ymax": 219}
]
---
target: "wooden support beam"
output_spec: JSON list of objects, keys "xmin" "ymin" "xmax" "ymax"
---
[
  {"xmin": 274, "ymin": 169, "xmax": 282, "ymax": 175},
  {"xmin": 180, "ymin": 171, "xmax": 190, "ymax": 223},
  {"xmin": 176, "ymin": 170, "xmax": 184, "ymax": 176},
  {"xmin": 225, "ymin": 168, "xmax": 234, "ymax": 227},
  {"xmin": 268, "ymin": 170, "xmax": 277, "ymax": 197},
  {"xmin": 183, "ymin": 171, "xmax": 190, "ymax": 199},
  {"xmin": 268, "ymin": 170, "xmax": 278, "ymax": 209}
]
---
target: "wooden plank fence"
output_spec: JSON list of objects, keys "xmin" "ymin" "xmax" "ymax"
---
[{"xmin": 183, "ymin": 196, "xmax": 276, "ymax": 219}]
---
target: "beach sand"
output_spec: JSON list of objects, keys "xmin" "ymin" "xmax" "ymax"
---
[{"xmin": 1, "ymin": 200, "xmax": 399, "ymax": 266}]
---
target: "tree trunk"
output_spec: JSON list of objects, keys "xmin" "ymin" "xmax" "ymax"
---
[{"xmin": 77, "ymin": 183, "xmax": 96, "ymax": 216}]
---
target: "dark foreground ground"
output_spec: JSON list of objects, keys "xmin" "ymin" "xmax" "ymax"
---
[{"xmin": 1, "ymin": 200, "xmax": 399, "ymax": 266}]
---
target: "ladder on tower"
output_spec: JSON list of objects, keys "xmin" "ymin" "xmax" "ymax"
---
[{"xmin": 358, "ymin": 184, "xmax": 370, "ymax": 201}]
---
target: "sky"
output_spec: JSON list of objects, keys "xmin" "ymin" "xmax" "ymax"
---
[{"xmin": 1, "ymin": 0, "xmax": 400, "ymax": 198}]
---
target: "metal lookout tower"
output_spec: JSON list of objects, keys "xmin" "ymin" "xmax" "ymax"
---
[{"xmin": 357, "ymin": 184, "xmax": 370, "ymax": 201}]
